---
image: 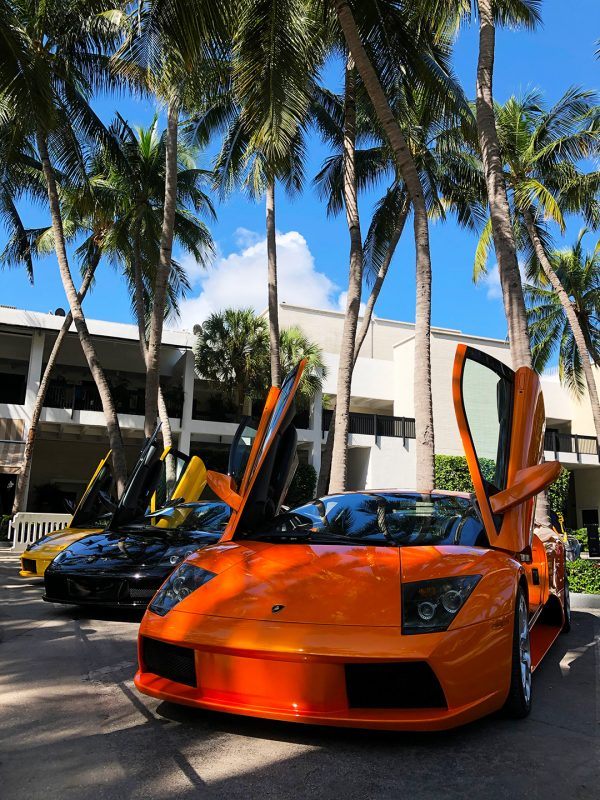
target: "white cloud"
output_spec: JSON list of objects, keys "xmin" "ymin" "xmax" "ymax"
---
[
  {"xmin": 176, "ymin": 230, "xmax": 340, "ymax": 330},
  {"xmin": 479, "ymin": 262, "xmax": 526, "ymax": 302},
  {"xmin": 481, "ymin": 263, "xmax": 503, "ymax": 300},
  {"xmin": 337, "ymin": 290, "xmax": 366, "ymax": 317}
]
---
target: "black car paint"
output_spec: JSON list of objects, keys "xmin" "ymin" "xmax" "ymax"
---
[{"xmin": 43, "ymin": 525, "xmax": 222, "ymax": 608}]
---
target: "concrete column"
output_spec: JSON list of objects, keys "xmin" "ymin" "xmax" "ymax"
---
[
  {"xmin": 24, "ymin": 331, "xmax": 45, "ymax": 420},
  {"xmin": 308, "ymin": 382, "xmax": 323, "ymax": 477},
  {"xmin": 178, "ymin": 349, "xmax": 194, "ymax": 454}
]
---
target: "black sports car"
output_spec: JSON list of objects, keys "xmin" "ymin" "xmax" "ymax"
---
[{"xmin": 43, "ymin": 501, "xmax": 230, "ymax": 608}]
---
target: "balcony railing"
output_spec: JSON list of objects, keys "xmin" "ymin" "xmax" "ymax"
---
[
  {"xmin": 44, "ymin": 383, "xmax": 183, "ymax": 418},
  {"xmin": 544, "ymin": 430, "xmax": 599, "ymax": 459},
  {"xmin": 322, "ymin": 410, "xmax": 416, "ymax": 440}
]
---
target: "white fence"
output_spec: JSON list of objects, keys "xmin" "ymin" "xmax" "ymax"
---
[{"xmin": 8, "ymin": 513, "xmax": 72, "ymax": 553}]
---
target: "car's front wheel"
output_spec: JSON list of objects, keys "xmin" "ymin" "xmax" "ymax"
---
[{"xmin": 503, "ymin": 587, "xmax": 532, "ymax": 719}]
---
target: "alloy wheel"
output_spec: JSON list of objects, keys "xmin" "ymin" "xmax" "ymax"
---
[{"xmin": 518, "ymin": 594, "xmax": 532, "ymax": 703}]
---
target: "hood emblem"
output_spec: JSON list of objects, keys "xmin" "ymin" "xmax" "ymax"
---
[{"xmin": 271, "ymin": 604, "xmax": 285, "ymax": 614}]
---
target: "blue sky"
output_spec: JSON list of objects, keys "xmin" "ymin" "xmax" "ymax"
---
[{"xmin": 2, "ymin": 1, "xmax": 599, "ymax": 341}]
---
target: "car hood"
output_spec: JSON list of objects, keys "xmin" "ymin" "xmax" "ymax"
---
[
  {"xmin": 179, "ymin": 541, "xmax": 403, "ymax": 627},
  {"xmin": 25, "ymin": 526, "xmax": 103, "ymax": 556},
  {"xmin": 49, "ymin": 528, "xmax": 220, "ymax": 572}
]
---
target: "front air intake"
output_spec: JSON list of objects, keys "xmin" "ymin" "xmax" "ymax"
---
[
  {"xmin": 345, "ymin": 662, "xmax": 447, "ymax": 709},
  {"xmin": 141, "ymin": 637, "xmax": 197, "ymax": 688}
]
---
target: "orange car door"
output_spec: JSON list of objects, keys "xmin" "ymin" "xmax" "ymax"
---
[
  {"xmin": 452, "ymin": 344, "xmax": 559, "ymax": 554},
  {"xmin": 69, "ymin": 450, "xmax": 114, "ymax": 529},
  {"xmin": 216, "ymin": 360, "xmax": 306, "ymax": 541}
]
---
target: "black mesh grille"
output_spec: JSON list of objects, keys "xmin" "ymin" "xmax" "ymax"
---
[
  {"xmin": 345, "ymin": 662, "xmax": 446, "ymax": 709},
  {"xmin": 21, "ymin": 558, "xmax": 37, "ymax": 574},
  {"xmin": 141, "ymin": 637, "xmax": 197, "ymax": 687}
]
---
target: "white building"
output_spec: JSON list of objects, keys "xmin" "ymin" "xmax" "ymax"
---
[{"xmin": 0, "ymin": 302, "xmax": 598, "ymax": 533}]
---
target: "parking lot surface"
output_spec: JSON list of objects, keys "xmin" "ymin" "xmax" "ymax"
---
[{"xmin": 1, "ymin": 553, "xmax": 599, "ymax": 800}]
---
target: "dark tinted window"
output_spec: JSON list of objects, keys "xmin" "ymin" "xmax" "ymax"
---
[{"xmin": 254, "ymin": 493, "xmax": 483, "ymax": 547}]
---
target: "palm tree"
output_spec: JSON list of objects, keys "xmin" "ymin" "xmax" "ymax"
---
[
  {"xmin": 313, "ymin": 67, "xmax": 480, "ymax": 494},
  {"xmin": 474, "ymin": 89, "xmax": 600, "ymax": 446},
  {"xmin": 472, "ymin": 0, "xmax": 541, "ymax": 370},
  {"xmin": 329, "ymin": 0, "xmax": 468, "ymax": 491},
  {"xmin": 525, "ymin": 231, "xmax": 600, "ymax": 450},
  {"xmin": 188, "ymin": 1, "xmax": 326, "ymax": 388},
  {"xmin": 88, "ymin": 115, "xmax": 215, "ymax": 446},
  {"xmin": 116, "ymin": 0, "xmax": 231, "ymax": 438},
  {"xmin": 194, "ymin": 308, "xmax": 325, "ymax": 420},
  {"xmin": 0, "ymin": 0, "xmax": 130, "ymax": 492},
  {"xmin": 194, "ymin": 309, "xmax": 270, "ymax": 419}
]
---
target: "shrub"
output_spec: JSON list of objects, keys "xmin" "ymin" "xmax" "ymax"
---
[
  {"xmin": 566, "ymin": 559, "xmax": 600, "ymax": 594},
  {"xmin": 285, "ymin": 462, "xmax": 317, "ymax": 508},
  {"xmin": 434, "ymin": 455, "xmax": 495, "ymax": 493},
  {"xmin": 547, "ymin": 466, "xmax": 570, "ymax": 517},
  {"xmin": 569, "ymin": 528, "xmax": 588, "ymax": 552}
]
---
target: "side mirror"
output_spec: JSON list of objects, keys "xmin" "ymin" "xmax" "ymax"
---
[
  {"xmin": 206, "ymin": 470, "xmax": 242, "ymax": 511},
  {"xmin": 489, "ymin": 461, "xmax": 561, "ymax": 515}
]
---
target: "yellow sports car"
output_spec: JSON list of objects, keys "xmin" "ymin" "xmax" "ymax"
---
[{"xmin": 19, "ymin": 429, "xmax": 206, "ymax": 577}]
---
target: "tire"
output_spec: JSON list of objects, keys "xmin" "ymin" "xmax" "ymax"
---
[
  {"xmin": 503, "ymin": 587, "xmax": 532, "ymax": 719},
  {"xmin": 562, "ymin": 577, "xmax": 571, "ymax": 634}
]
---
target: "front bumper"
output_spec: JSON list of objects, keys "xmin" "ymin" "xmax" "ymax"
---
[
  {"xmin": 43, "ymin": 569, "xmax": 163, "ymax": 608},
  {"xmin": 134, "ymin": 610, "xmax": 514, "ymax": 731},
  {"xmin": 20, "ymin": 554, "xmax": 53, "ymax": 578}
]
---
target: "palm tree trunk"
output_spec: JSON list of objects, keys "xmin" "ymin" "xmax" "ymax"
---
[
  {"xmin": 144, "ymin": 100, "xmax": 179, "ymax": 437},
  {"xmin": 266, "ymin": 178, "xmax": 281, "ymax": 387},
  {"xmin": 11, "ymin": 255, "xmax": 99, "ymax": 513},
  {"xmin": 334, "ymin": 0, "xmax": 435, "ymax": 491},
  {"xmin": 317, "ymin": 192, "xmax": 410, "ymax": 496},
  {"xmin": 476, "ymin": 0, "xmax": 532, "ymax": 370},
  {"xmin": 35, "ymin": 130, "xmax": 127, "ymax": 496},
  {"xmin": 354, "ymin": 197, "xmax": 410, "ymax": 361},
  {"xmin": 132, "ymin": 240, "xmax": 173, "ymax": 450},
  {"xmin": 524, "ymin": 208, "xmax": 600, "ymax": 449},
  {"xmin": 329, "ymin": 55, "xmax": 364, "ymax": 493}
]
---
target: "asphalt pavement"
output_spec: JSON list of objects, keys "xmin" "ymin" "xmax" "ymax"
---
[{"xmin": 1, "ymin": 552, "xmax": 599, "ymax": 800}]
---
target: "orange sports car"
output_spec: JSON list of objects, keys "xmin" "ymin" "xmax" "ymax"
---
[{"xmin": 134, "ymin": 345, "xmax": 568, "ymax": 730}]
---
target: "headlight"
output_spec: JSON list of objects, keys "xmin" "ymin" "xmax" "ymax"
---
[
  {"xmin": 161, "ymin": 548, "xmax": 197, "ymax": 567},
  {"xmin": 402, "ymin": 575, "xmax": 481, "ymax": 634},
  {"xmin": 149, "ymin": 563, "xmax": 216, "ymax": 616},
  {"xmin": 51, "ymin": 549, "xmax": 72, "ymax": 565}
]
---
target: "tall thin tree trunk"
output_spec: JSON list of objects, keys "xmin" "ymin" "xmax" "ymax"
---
[
  {"xmin": 35, "ymin": 131, "xmax": 127, "ymax": 495},
  {"xmin": 317, "ymin": 196, "xmax": 410, "ymax": 496},
  {"xmin": 12, "ymin": 256, "xmax": 99, "ymax": 513},
  {"xmin": 329, "ymin": 55, "xmax": 364, "ymax": 493},
  {"xmin": 476, "ymin": 0, "xmax": 531, "ymax": 370},
  {"xmin": 266, "ymin": 178, "xmax": 281, "ymax": 387},
  {"xmin": 353, "ymin": 197, "xmax": 410, "ymax": 360},
  {"xmin": 334, "ymin": 0, "xmax": 435, "ymax": 491},
  {"xmin": 144, "ymin": 100, "xmax": 179, "ymax": 437},
  {"xmin": 133, "ymin": 241, "xmax": 173, "ymax": 450},
  {"xmin": 524, "ymin": 208, "xmax": 600, "ymax": 449}
]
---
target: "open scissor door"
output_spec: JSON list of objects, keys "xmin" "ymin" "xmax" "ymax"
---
[
  {"xmin": 452, "ymin": 344, "xmax": 560, "ymax": 553},
  {"xmin": 69, "ymin": 450, "xmax": 115, "ymax": 529},
  {"xmin": 215, "ymin": 361, "xmax": 306, "ymax": 540}
]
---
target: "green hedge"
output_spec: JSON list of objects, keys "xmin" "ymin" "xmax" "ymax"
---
[
  {"xmin": 434, "ymin": 455, "xmax": 495, "ymax": 493},
  {"xmin": 285, "ymin": 462, "xmax": 317, "ymax": 508},
  {"xmin": 566, "ymin": 559, "xmax": 600, "ymax": 594}
]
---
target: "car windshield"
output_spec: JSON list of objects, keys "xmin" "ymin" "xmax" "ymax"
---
[
  {"xmin": 123, "ymin": 502, "xmax": 230, "ymax": 534},
  {"xmin": 251, "ymin": 493, "xmax": 484, "ymax": 547}
]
